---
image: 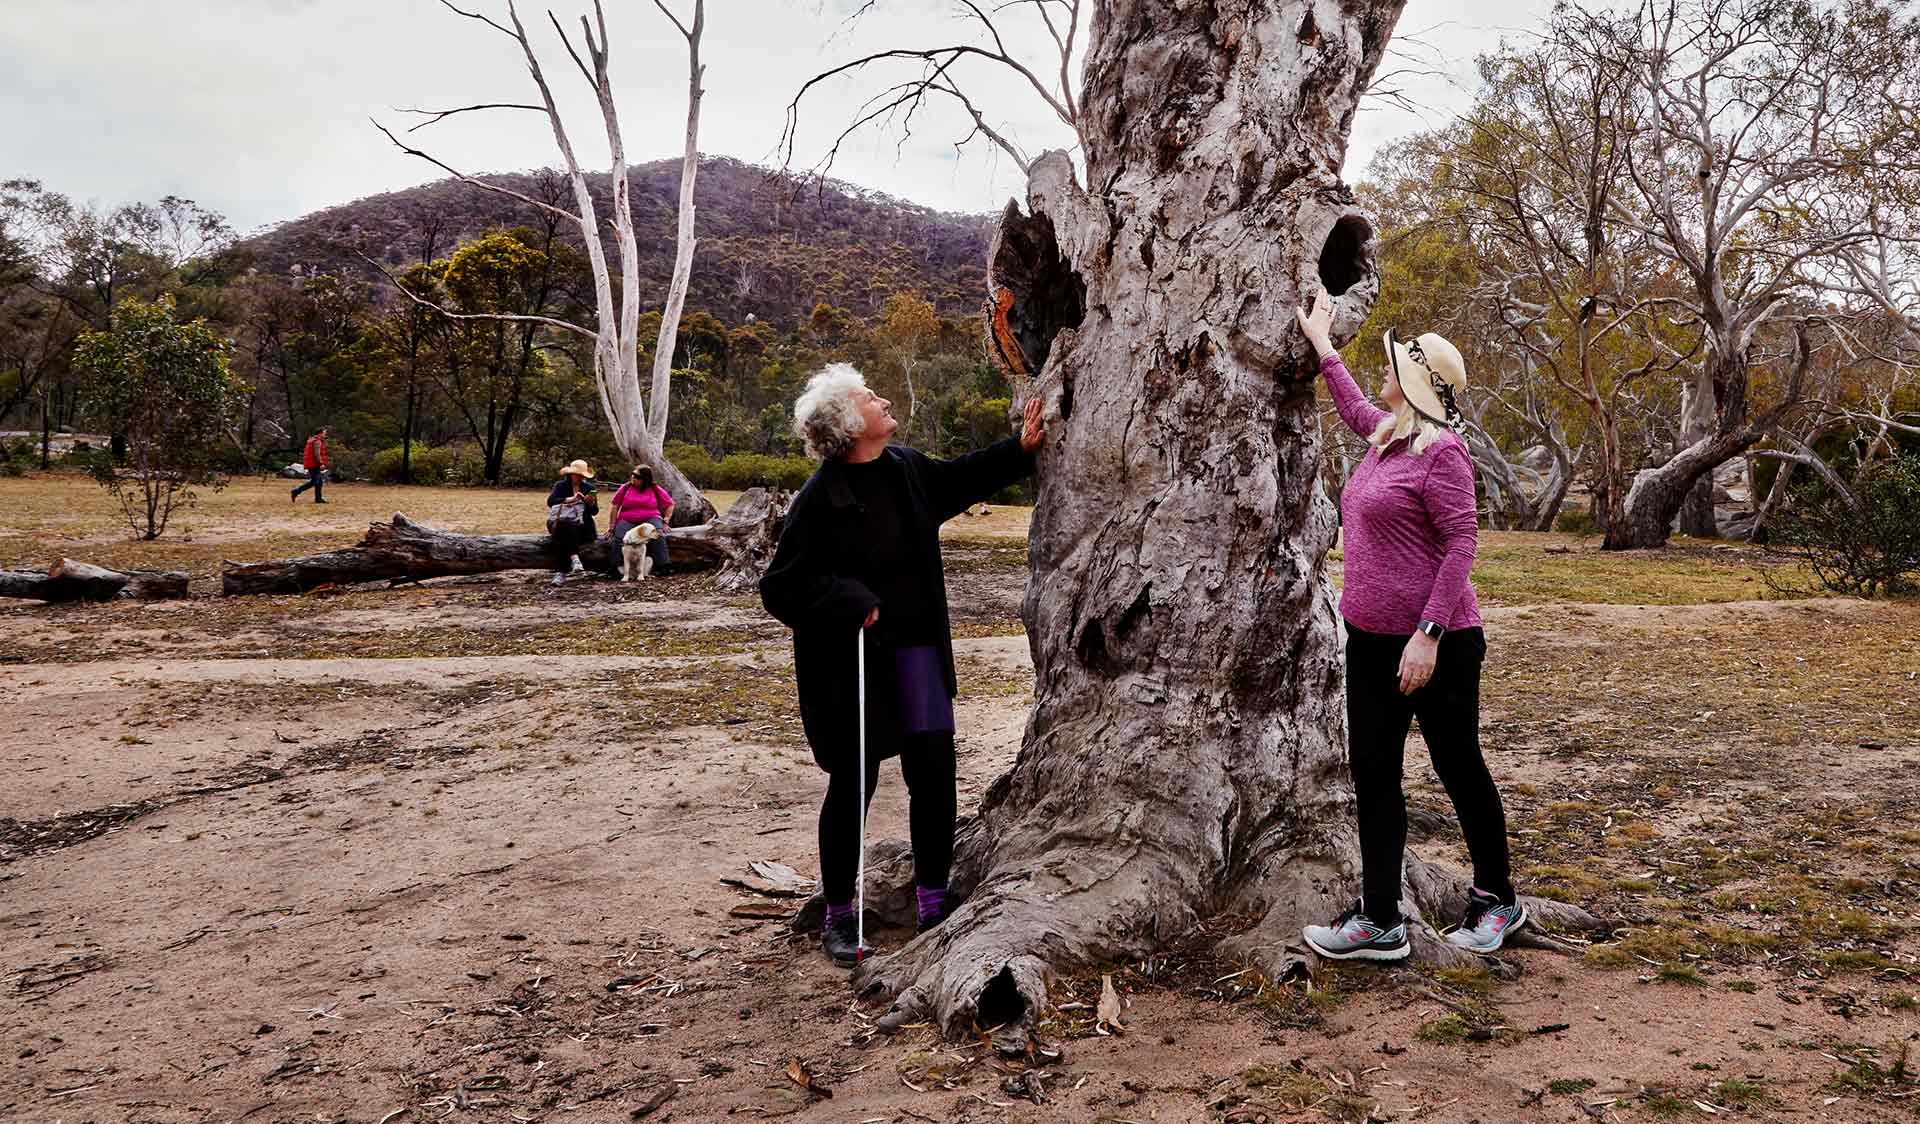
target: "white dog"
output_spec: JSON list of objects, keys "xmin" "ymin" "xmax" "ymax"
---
[{"xmin": 620, "ymin": 522, "xmax": 664, "ymax": 581}]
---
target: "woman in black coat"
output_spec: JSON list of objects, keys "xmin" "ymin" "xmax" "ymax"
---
[
  {"xmin": 545, "ymin": 459, "xmax": 599, "ymax": 585},
  {"xmin": 760, "ymin": 363, "xmax": 1044, "ymax": 967}
]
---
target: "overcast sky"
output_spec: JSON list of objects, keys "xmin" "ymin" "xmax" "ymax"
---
[{"xmin": 0, "ymin": 0, "xmax": 1554, "ymax": 234}]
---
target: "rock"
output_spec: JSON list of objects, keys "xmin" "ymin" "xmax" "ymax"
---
[
  {"xmin": 1717, "ymin": 508, "xmax": 1759, "ymax": 541},
  {"xmin": 1518, "ymin": 444, "xmax": 1555, "ymax": 473}
]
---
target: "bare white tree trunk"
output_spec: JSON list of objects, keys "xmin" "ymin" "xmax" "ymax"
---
[
  {"xmin": 1675, "ymin": 367, "xmax": 1719, "ymax": 537},
  {"xmin": 381, "ymin": 0, "xmax": 716, "ymax": 524},
  {"xmin": 851, "ymin": 1, "xmax": 1600, "ymax": 1038}
]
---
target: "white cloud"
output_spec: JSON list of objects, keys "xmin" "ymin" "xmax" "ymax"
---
[{"xmin": 0, "ymin": 0, "xmax": 1553, "ymax": 232}]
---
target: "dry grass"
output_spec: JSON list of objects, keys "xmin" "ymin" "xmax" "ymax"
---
[{"xmin": 0, "ymin": 473, "xmax": 1032, "ymax": 579}]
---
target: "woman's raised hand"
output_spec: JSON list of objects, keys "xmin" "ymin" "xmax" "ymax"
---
[
  {"xmin": 1020, "ymin": 396, "xmax": 1046, "ymax": 453},
  {"xmin": 1294, "ymin": 287, "xmax": 1334, "ymax": 356}
]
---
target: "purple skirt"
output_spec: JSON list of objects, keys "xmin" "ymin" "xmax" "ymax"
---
[{"xmin": 894, "ymin": 645, "xmax": 954, "ymax": 734}]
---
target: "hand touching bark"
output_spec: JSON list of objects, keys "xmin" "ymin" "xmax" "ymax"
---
[
  {"xmin": 1020, "ymin": 397, "xmax": 1046, "ymax": 453},
  {"xmin": 1398, "ymin": 632, "xmax": 1438, "ymax": 694},
  {"xmin": 1293, "ymin": 287, "xmax": 1335, "ymax": 358}
]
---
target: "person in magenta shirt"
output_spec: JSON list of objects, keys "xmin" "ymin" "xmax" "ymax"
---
[
  {"xmin": 1293, "ymin": 287, "xmax": 1526, "ymax": 963},
  {"xmin": 606, "ymin": 465, "xmax": 675, "ymax": 577}
]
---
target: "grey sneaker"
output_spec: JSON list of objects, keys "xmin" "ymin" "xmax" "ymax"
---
[
  {"xmin": 549, "ymin": 572, "xmax": 566, "ymax": 586},
  {"xmin": 1445, "ymin": 889, "xmax": 1527, "ymax": 953},
  {"xmin": 1303, "ymin": 901, "xmax": 1410, "ymax": 961}
]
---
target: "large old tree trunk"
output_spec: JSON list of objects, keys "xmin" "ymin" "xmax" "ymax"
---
[
  {"xmin": 1673, "ymin": 369, "xmax": 1720, "ymax": 538},
  {"xmin": 1611, "ymin": 331, "xmax": 1810, "ymax": 550},
  {"xmin": 852, "ymin": 1, "xmax": 1598, "ymax": 1037},
  {"xmin": 221, "ymin": 489, "xmax": 785, "ymax": 596}
]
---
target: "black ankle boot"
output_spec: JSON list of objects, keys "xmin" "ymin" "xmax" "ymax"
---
[{"xmin": 821, "ymin": 915, "xmax": 870, "ymax": 967}]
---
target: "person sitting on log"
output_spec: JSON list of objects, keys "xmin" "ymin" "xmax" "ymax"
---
[
  {"xmin": 545, "ymin": 459, "xmax": 599, "ymax": 586},
  {"xmin": 605, "ymin": 464, "xmax": 674, "ymax": 579},
  {"xmin": 1293, "ymin": 287, "xmax": 1526, "ymax": 962},
  {"xmin": 760, "ymin": 363, "xmax": 1046, "ymax": 968}
]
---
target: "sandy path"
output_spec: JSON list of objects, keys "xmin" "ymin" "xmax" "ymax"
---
[{"xmin": 3, "ymin": 590, "xmax": 1916, "ymax": 1122}]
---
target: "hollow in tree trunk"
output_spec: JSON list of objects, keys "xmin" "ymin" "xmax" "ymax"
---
[{"xmin": 849, "ymin": 1, "xmax": 1600, "ymax": 1037}]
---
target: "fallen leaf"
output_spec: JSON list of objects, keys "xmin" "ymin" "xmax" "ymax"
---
[
  {"xmin": 785, "ymin": 1057, "xmax": 832, "ymax": 1099},
  {"xmin": 1096, "ymin": 973, "xmax": 1125, "ymax": 1035},
  {"xmin": 748, "ymin": 859, "xmax": 815, "ymax": 894}
]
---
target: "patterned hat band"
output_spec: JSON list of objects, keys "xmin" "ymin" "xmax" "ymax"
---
[{"xmin": 1401, "ymin": 338, "xmax": 1466, "ymax": 434}]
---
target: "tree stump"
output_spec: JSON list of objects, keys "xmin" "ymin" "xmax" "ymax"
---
[{"xmin": 220, "ymin": 488, "xmax": 787, "ymax": 596}]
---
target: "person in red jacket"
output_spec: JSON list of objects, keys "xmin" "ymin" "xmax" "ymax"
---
[{"xmin": 291, "ymin": 426, "xmax": 329, "ymax": 504}]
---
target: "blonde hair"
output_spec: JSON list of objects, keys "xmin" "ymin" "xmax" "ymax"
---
[
  {"xmin": 1370, "ymin": 401, "xmax": 1449, "ymax": 456},
  {"xmin": 791, "ymin": 363, "xmax": 871, "ymax": 460}
]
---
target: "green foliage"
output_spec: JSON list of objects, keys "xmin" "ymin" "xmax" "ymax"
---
[
  {"xmin": 0, "ymin": 435, "xmax": 34, "ymax": 475},
  {"xmin": 367, "ymin": 444, "xmax": 456, "ymax": 485},
  {"xmin": 706, "ymin": 453, "xmax": 814, "ymax": 490},
  {"xmin": 1768, "ymin": 453, "xmax": 1920, "ymax": 596},
  {"xmin": 71, "ymin": 297, "xmax": 243, "ymax": 540},
  {"xmin": 1555, "ymin": 508, "xmax": 1597, "ymax": 536}
]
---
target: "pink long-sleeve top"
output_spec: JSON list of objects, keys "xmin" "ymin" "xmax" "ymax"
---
[
  {"xmin": 1321, "ymin": 351, "xmax": 1482, "ymax": 635},
  {"xmin": 609, "ymin": 482, "xmax": 673, "ymax": 524}
]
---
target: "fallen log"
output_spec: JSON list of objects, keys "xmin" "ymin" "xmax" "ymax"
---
[
  {"xmin": 0, "ymin": 558, "xmax": 191, "ymax": 602},
  {"xmin": 221, "ymin": 487, "xmax": 788, "ymax": 596}
]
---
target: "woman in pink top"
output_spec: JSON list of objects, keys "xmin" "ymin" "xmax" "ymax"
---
[
  {"xmin": 1293, "ymin": 288, "xmax": 1525, "ymax": 963},
  {"xmin": 606, "ymin": 465, "xmax": 675, "ymax": 577}
]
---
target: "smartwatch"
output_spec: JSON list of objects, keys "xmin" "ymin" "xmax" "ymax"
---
[{"xmin": 1417, "ymin": 620, "xmax": 1445, "ymax": 639}]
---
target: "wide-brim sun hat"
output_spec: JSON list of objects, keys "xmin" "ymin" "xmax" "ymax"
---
[
  {"xmin": 1384, "ymin": 329, "xmax": 1468, "ymax": 431},
  {"xmin": 560, "ymin": 459, "xmax": 595, "ymax": 478}
]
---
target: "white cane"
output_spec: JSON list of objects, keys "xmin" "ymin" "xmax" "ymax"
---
[{"xmin": 855, "ymin": 626, "xmax": 868, "ymax": 962}]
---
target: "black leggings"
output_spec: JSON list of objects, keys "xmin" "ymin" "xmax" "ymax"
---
[
  {"xmin": 817, "ymin": 732, "xmax": 956, "ymax": 904},
  {"xmin": 1346, "ymin": 625, "xmax": 1512, "ymax": 925}
]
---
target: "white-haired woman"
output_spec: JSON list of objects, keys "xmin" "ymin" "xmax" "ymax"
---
[
  {"xmin": 760, "ymin": 363, "xmax": 1045, "ymax": 967},
  {"xmin": 1293, "ymin": 288, "xmax": 1525, "ymax": 962}
]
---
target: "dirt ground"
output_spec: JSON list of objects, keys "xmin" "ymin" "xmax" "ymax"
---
[{"xmin": 3, "ymin": 475, "xmax": 1919, "ymax": 1124}]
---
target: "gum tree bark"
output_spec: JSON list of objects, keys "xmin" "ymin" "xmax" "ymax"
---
[{"xmin": 852, "ymin": 0, "xmax": 1600, "ymax": 1037}]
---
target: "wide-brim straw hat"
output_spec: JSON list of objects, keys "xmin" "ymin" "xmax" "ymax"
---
[
  {"xmin": 1383, "ymin": 329, "xmax": 1468, "ymax": 429},
  {"xmin": 559, "ymin": 459, "xmax": 595, "ymax": 478}
]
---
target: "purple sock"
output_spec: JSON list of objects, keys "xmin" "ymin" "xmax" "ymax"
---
[
  {"xmin": 915, "ymin": 885, "xmax": 949, "ymax": 924},
  {"xmin": 823, "ymin": 901, "xmax": 855, "ymax": 930}
]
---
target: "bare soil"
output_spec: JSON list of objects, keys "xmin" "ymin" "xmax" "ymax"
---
[{"xmin": 3, "ymin": 478, "xmax": 1918, "ymax": 1123}]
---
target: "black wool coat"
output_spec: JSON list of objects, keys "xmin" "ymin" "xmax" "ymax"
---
[{"xmin": 759, "ymin": 439, "xmax": 1034, "ymax": 774}]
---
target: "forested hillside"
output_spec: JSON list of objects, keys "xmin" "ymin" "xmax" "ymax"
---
[{"xmin": 243, "ymin": 156, "xmax": 993, "ymax": 325}]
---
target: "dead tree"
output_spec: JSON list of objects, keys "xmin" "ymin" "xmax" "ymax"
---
[
  {"xmin": 793, "ymin": 1, "xmax": 1602, "ymax": 1038},
  {"xmin": 374, "ymin": 0, "xmax": 716, "ymax": 524}
]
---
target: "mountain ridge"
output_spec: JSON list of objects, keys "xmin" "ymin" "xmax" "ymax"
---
[{"xmin": 240, "ymin": 155, "xmax": 997, "ymax": 326}]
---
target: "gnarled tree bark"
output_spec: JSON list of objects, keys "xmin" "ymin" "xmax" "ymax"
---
[
  {"xmin": 842, "ymin": 1, "xmax": 1601, "ymax": 1038},
  {"xmin": 220, "ymin": 490, "xmax": 784, "ymax": 596},
  {"xmin": 0, "ymin": 559, "xmax": 189, "ymax": 602}
]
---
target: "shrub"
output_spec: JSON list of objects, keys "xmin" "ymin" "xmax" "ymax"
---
[
  {"xmin": 664, "ymin": 441, "xmax": 716, "ymax": 486},
  {"xmin": 367, "ymin": 444, "xmax": 455, "ymax": 485},
  {"xmin": 72, "ymin": 298, "xmax": 243, "ymax": 540},
  {"xmin": 1555, "ymin": 508, "xmax": 1596, "ymax": 536},
  {"xmin": 707, "ymin": 452, "xmax": 815, "ymax": 490},
  {"xmin": 0, "ymin": 436, "xmax": 34, "ymax": 476},
  {"xmin": 1767, "ymin": 452, "xmax": 1920, "ymax": 596}
]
